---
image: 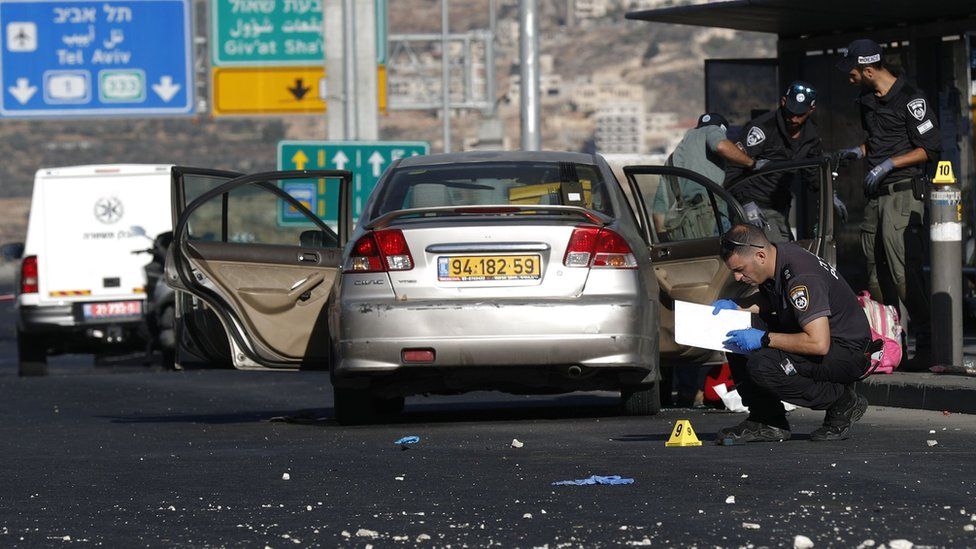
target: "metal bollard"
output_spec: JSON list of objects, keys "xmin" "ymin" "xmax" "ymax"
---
[{"xmin": 927, "ymin": 161, "xmax": 963, "ymax": 368}]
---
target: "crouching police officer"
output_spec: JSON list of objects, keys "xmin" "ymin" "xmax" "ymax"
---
[{"xmin": 711, "ymin": 224, "xmax": 872, "ymax": 443}]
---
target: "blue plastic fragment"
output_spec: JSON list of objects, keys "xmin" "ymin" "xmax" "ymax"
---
[
  {"xmin": 551, "ymin": 475, "xmax": 634, "ymax": 486},
  {"xmin": 394, "ymin": 436, "xmax": 420, "ymax": 445}
]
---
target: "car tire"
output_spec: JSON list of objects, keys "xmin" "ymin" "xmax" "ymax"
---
[
  {"xmin": 17, "ymin": 330, "xmax": 48, "ymax": 377},
  {"xmin": 621, "ymin": 383, "xmax": 661, "ymax": 416},
  {"xmin": 373, "ymin": 396, "xmax": 405, "ymax": 416},
  {"xmin": 333, "ymin": 386, "xmax": 375, "ymax": 425}
]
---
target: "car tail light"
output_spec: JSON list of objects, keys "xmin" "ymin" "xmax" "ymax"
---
[
  {"xmin": 563, "ymin": 227, "xmax": 637, "ymax": 269},
  {"xmin": 401, "ymin": 348, "xmax": 435, "ymax": 364},
  {"xmin": 21, "ymin": 255, "xmax": 38, "ymax": 294},
  {"xmin": 344, "ymin": 229, "xmax": 414, "ymax": 273}
]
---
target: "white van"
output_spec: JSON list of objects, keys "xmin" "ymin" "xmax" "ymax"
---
[{"xmin": 16, "ymin": 165, "xmax": 173, "ymax": 375}]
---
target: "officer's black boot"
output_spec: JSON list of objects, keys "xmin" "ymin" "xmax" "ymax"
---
[
  {"xmin": 718, "ymin": 415, "xmax": 791, "ymax": 445},
  {"xmin": 810, "ymin": 384, "xmax": 868, "ymax": 442}
]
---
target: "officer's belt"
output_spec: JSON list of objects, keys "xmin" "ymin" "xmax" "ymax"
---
[{"xmin": 875, "ymin": 180, "xmax": 913, "ymax": 197}]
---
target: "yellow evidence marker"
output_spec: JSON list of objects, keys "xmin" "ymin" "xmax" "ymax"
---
[{"xmin": 665, "ymin": 419, "xmax": 702, "ymax": 447}]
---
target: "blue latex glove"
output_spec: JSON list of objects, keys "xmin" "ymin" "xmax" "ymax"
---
[
  {"xmin": 864, "ymin": 158, "xmax": 895, "ymax": 196},
  {"xmin": 724, "ymin": 328, "xmax": 766, "ymax": 352},
  {"xmin": 394, "ymin": 436, "xmax": 420, "ymax": 445},
  {"xmin": 711, "ymin": 299, "xmax": 739, "ymax": 315},
  {"xmin": 833, "ymin": 191, "xmax": 848, "ymax": 223},
  {"xmin": 552, "ymin": 475, "xmax": 634, "ymax": 486}
]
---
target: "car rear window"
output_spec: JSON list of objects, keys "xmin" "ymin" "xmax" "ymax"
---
[{"xmin": 372, "ymin": 161, "xmax": 614, "ymax": 218}]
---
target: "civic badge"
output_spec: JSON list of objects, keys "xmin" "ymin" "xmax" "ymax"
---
[{"xmin": 789, "ymin": 285, "xmax": 809, "ymax": 311}]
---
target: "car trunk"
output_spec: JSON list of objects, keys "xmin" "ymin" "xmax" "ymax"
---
[{"xmin": 383, "ymin": 219, "xmax": 591, "ymax": 300}]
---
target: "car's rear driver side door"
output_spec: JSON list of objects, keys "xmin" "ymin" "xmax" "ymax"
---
[{"xmin": 169, "ymin": 170, "xmax": 351, "ymax": 370}]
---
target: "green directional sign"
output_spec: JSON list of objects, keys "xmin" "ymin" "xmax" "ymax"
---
[
  {"xmin": 212, "ymin": 0, "xmax": 389, "ymax": 67},
  {"xmin": 211, "ymin": 0, "xmax": 324, "ymax": 66},
  {"xmin": 277, "ymin": 140, "xmax": 429, "ymax": 226}
]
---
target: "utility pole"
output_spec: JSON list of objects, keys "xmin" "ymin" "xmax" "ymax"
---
[
  {"xmin": 928, "ymin": 160, "xmax": 964, "ymax": 368},
  {"xmin": 519, "ymin": 0, "xmax": 540, "ymax": 150},
  {"xmin": 325, "ymin": 0, "xmax": 379, "ymax": 140},
  {"xmin": 441, "ymin": 0, "xmax": 451, "ymax": 152}
]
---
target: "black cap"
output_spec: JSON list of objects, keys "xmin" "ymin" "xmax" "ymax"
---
[
  {"xmin": 836, "ymin": 39, "xmax": 883, "ymax": 72},
  {"xmin": 696, "ymin": 112, "xmax": 728, "ymax": 132},
  {"xmin": 783, "ymin": 81, "xmax": 816, "ymax": 115}
]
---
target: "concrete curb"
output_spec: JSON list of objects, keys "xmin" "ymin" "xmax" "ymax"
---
[{"xmin": 859, "ymin": 372, "xmax": 976, "ymax": 414}]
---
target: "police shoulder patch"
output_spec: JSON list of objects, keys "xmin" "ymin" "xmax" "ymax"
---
[
  {"xmin": 789, "ymin": 285, "xmax": 809, "ymax": 311},
  {"xmin": 907, "ymin": 98, "xmax": 927, "ymax": 121},
  {"xmin": 745, "ymin": 126, "xmax": 766, "ymax": 147}
]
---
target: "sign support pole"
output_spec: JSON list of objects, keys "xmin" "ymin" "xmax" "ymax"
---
[{"xmin": 928, "ymin": 160, "xmax": 963, "ymax": 368}]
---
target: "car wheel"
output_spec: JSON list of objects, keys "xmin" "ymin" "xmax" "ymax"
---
[
  {"xmin": 333, "ymin": 386, "xmax": 375, "ymax": 425},
  {"xmin": 373, "ymin": 396, "xmax": 405, "ymax": 416},
  {"xmin": 17, "ymin": 330, "xmax": 48, "ymax": 377},
  {"xmin": 621, "ymin": 383, "xmax": 661, "ymax": 416}
]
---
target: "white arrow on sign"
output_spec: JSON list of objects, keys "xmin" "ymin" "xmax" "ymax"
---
[
  {"xmin": 8, "ymin": 78, "xmax": 37, "ymax": 104},
  {"xmin": 151, "ymin": 75, "xmax": 181, "ymax": 102},
  {"xmin": 332, "ymin": 150, "xmax": 349, "ymax": 171},
  {"xmin": 368, "ymin": 151, "xmax": 386, "ymax": 177}
]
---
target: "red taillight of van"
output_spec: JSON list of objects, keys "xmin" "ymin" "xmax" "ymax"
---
[
  {"xmin": 21, "ymin": 255, "xmax": 38, "ymax": 294},
  {"xmin": 344, "ymin": 229, "xmax": 414, "ymax": 273},
  {"xmin": 563, "ymin": 227, "xmax": 637, "ymax": 269}
]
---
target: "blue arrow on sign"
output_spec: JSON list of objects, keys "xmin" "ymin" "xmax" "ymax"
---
[{"xmin": 0, "ymin": 0, "xmax": 193, "ymax": 117}]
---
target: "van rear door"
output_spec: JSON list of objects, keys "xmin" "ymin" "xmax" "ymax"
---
[{"xmin": 34, "ymin": 166, "xmax": 172, "ymax": 316}]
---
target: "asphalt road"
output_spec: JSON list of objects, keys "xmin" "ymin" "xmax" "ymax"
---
[{"xmin": 2, "ymin": 305, "xmax": 975, "ymax": 547}]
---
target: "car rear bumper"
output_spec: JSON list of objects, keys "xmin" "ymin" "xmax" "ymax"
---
[
  {"xmin": 18, "ymin": 304, "xmax": 142, "ymax": 332},
  {"xmin": 334, "ymin": 296, "xmax": 659, "ymax": 383}
]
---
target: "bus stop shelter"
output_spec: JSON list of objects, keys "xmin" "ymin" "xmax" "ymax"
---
[{"xmin": 627, "ymin": 0, "xmax": 976, "ymax": 291}]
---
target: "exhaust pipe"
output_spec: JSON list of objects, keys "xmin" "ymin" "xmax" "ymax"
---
[{"xmin": 567, "ymin": 365, "xmax": 582, "ymax": 378}]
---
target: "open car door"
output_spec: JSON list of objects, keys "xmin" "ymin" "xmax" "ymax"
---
[
  {"xmin": 167, "ymin": 167, "xmax": 243, "ymax": 368},
  {"xmin": 169, "ymin": 170, "xmax": 351, "ymax": 371},
  {"xmin": 725, "ymin": 158, "xmax": 835, "ymax": 264},
  {"xmin": 622, "ymin": 158, "xmax": 833, "ymax": 364}
]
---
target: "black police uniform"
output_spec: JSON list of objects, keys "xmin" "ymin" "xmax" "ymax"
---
[
  {"xmin": 859, "ymin": 76, "xmax": 941, "ymax": 184},
  {"xmin": 858, "ymin": 76, "xmax": 940, "ymax": 353},
  {"xmin": 728, "ymin": 243, "xmax": 872, "ymax": 428},
  {"xmin": 725, "ymin": 108, "xmax": 823, "ymax": 239}
]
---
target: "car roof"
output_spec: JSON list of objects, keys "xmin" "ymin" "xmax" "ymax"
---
[{"xmin": 395, "ymin": 150, "xmax": 602, "ymax": 168}]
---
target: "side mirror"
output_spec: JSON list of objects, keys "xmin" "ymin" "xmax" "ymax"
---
[{"xmin": 1, "ymin": 242, "xmax": 24, "ymax": 260}]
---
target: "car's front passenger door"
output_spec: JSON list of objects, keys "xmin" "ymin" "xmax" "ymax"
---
[{"xmin": 168, "ymin": 170, "xmax": 351, "ymax": 370}]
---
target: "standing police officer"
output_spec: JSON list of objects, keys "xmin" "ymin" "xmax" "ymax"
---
[
  {"xmin": 711, "ymin": 224, "xmax": 872, "ymax": 443},
  {"xmin": 726, "ymin": 82, "xmax": 844, "ymax": 242},
  {"xmin": 836, "ymin": 39, "xmax": 940, "ymax": 369}
]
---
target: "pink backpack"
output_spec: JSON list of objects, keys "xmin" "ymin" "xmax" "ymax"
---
[{"xmin": 856, "ymin": 291, "xmax": 903, "ymax": 375}]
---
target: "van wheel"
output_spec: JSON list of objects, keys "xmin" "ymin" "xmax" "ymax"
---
[
  {"xmin": 621, "ymin": 383, "xmax": 661, "ymax": 416},
  {"xmin": 17, "ymin": 330, "xmax": 48, "ymax": 377},
  {"xmin": 333, "ymin": 387, "xmax": 375, "ymax": 425}
]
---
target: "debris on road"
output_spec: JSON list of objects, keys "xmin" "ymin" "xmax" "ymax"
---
[
  {"xmin": 964, "ymin": 525, "xmax": 975, "ymax": 532},
  {"xmin": 394, "ymin": 436, "xmax": 420, "ymax": 447},
  {"xmin": 888, "ymin": 540, "xmax": 913, "ymax": 549},
  {"xmin": 511, "ymin": 438, "xmax": 524, "ymax": 448},
  {"xmin": 794, "ymin": 534, "xmax": 814, "ymax": 548},
  {"xmin": 725, "ymin": 496, "xmax": 735, "ymax": 504},
  {"xmin": 356, "ymin": 528, "xmax": 379, "ymax": 539},
  {"xmin": 281, "ymin": 472, "xmax": 291, "ymax": 480},
  {"xmin": 552, "ymin": 475, "xmax": 634, "ymax": 486},
  {"xmin": 926, "ymin": 440, "xmax": 938, "ymax": 447},
  {"xmin": 416, "ymin": 534, "xmax": 431, "ymax": 542},
  {"xmin": 523, "ymin": 513, "xmax": 533, "ymax": 519},
  {"xmin": 742, "ymin": 522, "xmax": 760, "ymax": 529}
]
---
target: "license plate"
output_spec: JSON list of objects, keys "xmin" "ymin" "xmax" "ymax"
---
[
  {"xmin": 437, "ymin": 255, "xmax": 542, "ymax": 281},
  {"xmin": 82, "ymin": 301, "xmax": 142, "ymax": 320}
]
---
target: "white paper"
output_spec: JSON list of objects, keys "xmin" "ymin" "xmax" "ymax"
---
[{"xmin": 674, "ymin": 300, "xmax": 752, "ymax": 353}]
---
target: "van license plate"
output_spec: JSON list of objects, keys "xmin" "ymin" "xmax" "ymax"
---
[
  {"xmin": 437, "ymin": 255, "xmax": 541, "ymax": 281},
  {"xmin": 82, "ymin": 301, "xmax": 142, "ymax": 320}
]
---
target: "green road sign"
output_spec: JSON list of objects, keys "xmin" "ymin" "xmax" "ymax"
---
[
  {"xmin": 211, "ymin": 0, "xmax": 324, "ymax": 66},
  {"xmin": 212, "ymin": 0, "xmax": 389, "ymax": 67},
  {"xmin": 277, "ymin": 140, "xmax": 429, "ymax": 226}
]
